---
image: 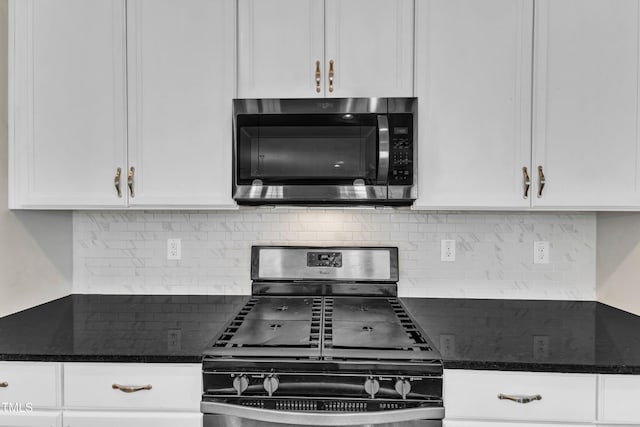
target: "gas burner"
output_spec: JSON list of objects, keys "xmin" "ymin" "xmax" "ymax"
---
[
  {"xmin": 268, "ymin": 324, "xmax": 282, "ymax": 330},
  {"xmin": 362, "ymin": 325, "xmax": 374, "ymax": 332}
]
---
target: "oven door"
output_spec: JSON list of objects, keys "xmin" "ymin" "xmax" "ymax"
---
[
  {"xmin": 202, "ymin": 404, "xmax": 443, "ymax": 427},
  {"xmin": 233, "ymin": 101, "xmax": 391, "ymax": 204},
  {"xmin": 204, "ymin": 414, "xmax": 441, "ymax": 427}
]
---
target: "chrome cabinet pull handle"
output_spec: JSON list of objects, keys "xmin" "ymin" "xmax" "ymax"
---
[
  {"xmin": 315, "ymin": 60, "xmax": 321, "ymax": 93},
  {"xmin": 114, "ymin": 167, "xmax": 122, "ymax": 198},
  {"xmin": 537, "ymin": 165, "xmax": 546, "ymax": 198},
  {"xmin": 498, "ymin": 393, "xmax": 542, "ymax": 404},
  {"xmin": 522, "ymin": 166, "xmax": 530, "ymax": 199},
  {"xmin": 112, "ymin": 383, "xmax": 152, "ymax": 393},
  {"xmin": 328, "ymin": 60, "xmax": 335, "ymax": 93},
  {"xmin": 127, "ymin": 166, "xmax": 135, "ymax": 198},
  {"xmin": 0, "ymin": 381, "xmax": 8, "ymax": 388}
]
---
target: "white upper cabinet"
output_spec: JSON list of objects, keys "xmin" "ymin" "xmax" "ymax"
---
[
  {"xmin": 324, "ymin": 0, "xmax": 414, "ymax": 98},
  {"xmin": 9, "ymin": 0, "xmax": 127, "ymax": 208},
  {"xmin": 414, "ymin": 0, "xmax": 533, "ymax": 209},
  {"xmin": 532, "ymin": 0, "xmax": 640, "ymax": 209},
  {"xmin": 10, "ymin": 0, "xmax": 236, "ymax": 209},
  {"xmin": 237, "ymin": 0, "xmax": 414, "ymax": 98},
  {"xmin": 126, "ymin": 0, "xmax": 236, "ymax": 208},
  {"xmin": 237, "ymin": 0, "xmax": 324, "ymax": 98}
]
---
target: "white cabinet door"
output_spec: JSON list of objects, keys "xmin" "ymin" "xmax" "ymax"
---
[
  {"xmin": 532, "ymin": 0, "xmax": 640, "ymax": 209},
  {"xmin": 598, "ymin": 374, "xmax": 640, "ymax": 424},
  {"xmin": 126, "ymin": 0, "xmax": 236, "ymax": 208},
  {"xmin": 237, "ymin": 0, "xmax": 324, "ymax": 98},
  {"xmin": 0, "ymin": 412, "xmax": 62, "ymax": 427},
  {"xmin": 238, "ymin": 0, "xmax": 413, "ymax": 98},
  {"xmin": 0, "ymin": 362, "xmax": 61, "ymax": 408},
  {"xmin": 9, "ymin": 0, "xmax": 127, "ymax": 209},
  {"xmin": 414, "ymin": 0, "xmax": 533, "ymax": 209},
  {"xmin": 62, "ymin": 412, "xmax": 201, "ymax": 427},
  {"xmin": 324, "ymin": 0, "xmax": 414, "ymax": 98}
]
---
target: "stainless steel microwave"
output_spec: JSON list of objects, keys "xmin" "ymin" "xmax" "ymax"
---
[{"xmin": 232, "ymin": 97, "xmax": 417, "ymax": 205}]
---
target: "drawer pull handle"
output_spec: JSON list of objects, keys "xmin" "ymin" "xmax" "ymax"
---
[
  {"xmin": 0, "ymin": 381, "xmax": 7, "ymax": 388},
  {"xmin": 498, "ymin": 393, "xmax": 542, "ymax": 404},
  {"xmin": 112, "ymin": 383, "xmax": 152, "ymax": 393}
]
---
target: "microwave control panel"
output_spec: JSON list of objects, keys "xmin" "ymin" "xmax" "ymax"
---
[{"xmin": 388, "ymin": 114, "xmax": 414, "ymax": 185}]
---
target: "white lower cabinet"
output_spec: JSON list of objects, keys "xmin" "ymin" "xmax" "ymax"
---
[
  {"xmin": 444, "ymin": 370, "xmax": 597, "ymax": 424},
  {"xmin": 62, "ymin": 412, "xmax": 201, "ymax": 427},
  {"xmin": 597, "ymin": 374, "xmax": 640, "ymax": 425},
  {"xmin": 0, "ymin": 363, "xmax": 62, "ymax": 427}
]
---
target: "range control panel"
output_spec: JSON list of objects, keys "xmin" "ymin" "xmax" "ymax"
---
[
  {"xmin": 307, "ymin": 252, "xmax": 343, "ymax": 268},
  {"xmin": 387, "ymin": 114, "xmax": 413, "ymax": 185}
]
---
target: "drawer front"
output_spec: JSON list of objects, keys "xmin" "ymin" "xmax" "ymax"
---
[
  {"xmin": 63, "ymin": 363, "xmax": 201, "ymax": 411},
  {"xmin": 598, "ymin": 374, "xmax": 640, "ymax": 423},
  {"xmin": 62, "ymin": 411, "xmax": 201, "ymax": 427},
  {"xmin": 0, "ymin": 363, "xmax": 61, "ymax": 408},
  {"xmin": 444, "ymin": 369, "xmax": 596, "ymax": 422}
]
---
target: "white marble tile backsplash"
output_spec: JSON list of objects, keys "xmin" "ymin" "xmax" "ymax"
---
[{"xmin": 73, "ymin": 210, "xmax": 596, "ymax": 299}]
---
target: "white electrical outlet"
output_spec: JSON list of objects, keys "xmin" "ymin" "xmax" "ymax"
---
[
  {"xmin": 441, "ymin": 240, "xmax": 456, "ymax": 262},
  {"xmin": 533, "ymin": 241, "xmax": 549, "ymax": 264},
  {"xmin": 167, "ymin": 238, "xmax": 181, "ymax": 260}
]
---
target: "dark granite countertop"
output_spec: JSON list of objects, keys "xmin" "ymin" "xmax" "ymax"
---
[{"xmin": 1, "ymin": 295, "xmax": 639, "ymax": 374}]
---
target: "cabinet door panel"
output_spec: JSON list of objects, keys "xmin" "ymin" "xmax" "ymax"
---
[
  {"xmin": 414, "ymin": 0, "xmax": 532, "ymax": 209},
  {"xmin": 10, "ymin": 0, "xmax": 127, "ymax": 208},
  {"xmin": 237, "ymin": 0, "xmax": 324, "ymax": 98},
  {"xmin": 533, "ymin": 0, "xmax": 640, "ymax": 208},
  {"xmin": 325, "ymin": 0, "xmax": 414, "ymax": 98},
  {"xmin": 0, "ymin": 362, "xmax": 60, "ymax": 408},
  {"xmin": 598, "ymin": 374, "xmax": 640, "ymax": 423},
  {"xmin": 126, "ymin": 0, "xmax": 236, "ymax": 207}
]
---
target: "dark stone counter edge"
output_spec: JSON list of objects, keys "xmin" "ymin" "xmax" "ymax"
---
[{"xmin": 2, "ymin": 354, "xmax": 639, "ymax": 374}]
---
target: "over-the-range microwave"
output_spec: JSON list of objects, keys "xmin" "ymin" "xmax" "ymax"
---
[{"xmin": 232, "ymin": 97, "xmax": 417, "ymax": 206}]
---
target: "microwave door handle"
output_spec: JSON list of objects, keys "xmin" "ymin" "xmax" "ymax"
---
[{"xmin": 377, "ymin": 115, "xmax": 390, "ymax": 184}]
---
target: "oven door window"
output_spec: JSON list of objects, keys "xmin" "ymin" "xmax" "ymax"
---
[{"xmin": 237, "ymin": 114, "xmax": 378, "ymax": 185}]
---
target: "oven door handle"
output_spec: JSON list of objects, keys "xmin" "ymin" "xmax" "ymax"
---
[
  {"xmin": 201, "ymin": 401, "xmax": 444, "ymax": 426},
  {"xmin": 377, "ymin": 115, "xmax": 390, "ymax": 185}
]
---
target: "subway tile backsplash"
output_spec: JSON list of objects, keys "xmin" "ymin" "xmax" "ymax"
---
[{"xmin": 73, "ymin": 210, "xmax": 596, "ymax": 300}]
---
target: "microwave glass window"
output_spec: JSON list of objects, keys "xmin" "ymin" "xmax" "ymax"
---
[{"xmin": 237, "ymin": 115, "xmax": 378, "ymax": 184}]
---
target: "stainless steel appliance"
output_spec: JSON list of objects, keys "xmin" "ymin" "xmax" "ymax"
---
[
  {"xmin": 201, "ymin": 246, "xmax": 443, "ymax": 426},
  {"xmin": 232, "ymin": 98, "xmax": 417, "ymax": 205}
]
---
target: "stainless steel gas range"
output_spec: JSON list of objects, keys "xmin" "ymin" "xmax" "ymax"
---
[{"xmin": 201, "ymin": 246, "xmax": 444, "ymax": 427}]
